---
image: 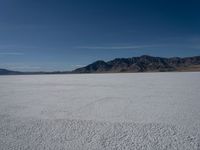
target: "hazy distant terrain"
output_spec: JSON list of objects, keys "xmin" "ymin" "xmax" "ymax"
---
[
  {"xmin": 0, "ymin": 73, "xmax": 200, "ymax": 149},
  {"xmin": 1, "ymin": 55, "xmax": 200, "ymax": 75}
]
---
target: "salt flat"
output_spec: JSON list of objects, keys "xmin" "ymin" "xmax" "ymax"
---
[{"xmin": 0, "ymin": 72, "xmax": 200, "ymax": 149}]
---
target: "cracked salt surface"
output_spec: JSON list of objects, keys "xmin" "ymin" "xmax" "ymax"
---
[{"xmin": 0, "ymin": 72, "xmax": 200, "ymax": 149}]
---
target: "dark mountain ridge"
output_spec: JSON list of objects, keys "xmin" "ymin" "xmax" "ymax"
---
[{"xmin": 73, "ymin": 55, "xmax": 200, "ymax": 73}]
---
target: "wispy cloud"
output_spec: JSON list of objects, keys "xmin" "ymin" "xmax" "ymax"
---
[
  {"xmin": 71, "ymin": 64, "xmax": 86, "ymax": 68},
  {"xmin": 75, "ymin": 44, "xmax": 165, "ymax": 50},
  {"xmin": 0, "ymin": 52, "xmax": 24, "ymax": 55},
  {"xmin": 73, "ymin": 64, "xmax": 85, "ymax": 67},
  {"xmin": 190, "ymin": 45, "xmax": 200, "ymax": 49},
  {"xmin": 0, "ymin": 23, "xmax": 49, "ymax": 31},
  {"xmin": 0, "ymin": 63, "xmax": 41, "ymax": 71},
  {"xmin": 0, "ymin": 45, "xmax": 26, "ymax": 55},
  {"xmin": 187, "ymin": 37, "xmax": 200, "ymax": 43}
]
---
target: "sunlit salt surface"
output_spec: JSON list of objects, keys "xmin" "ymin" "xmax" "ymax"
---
[{"xmin": 0, "ymin": 72, "xmax": 200, "ymax": 149}]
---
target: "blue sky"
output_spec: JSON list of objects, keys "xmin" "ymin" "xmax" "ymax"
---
[{"xmin": 0, "ymin": 0, "xmax": 200, "ymax": 71}]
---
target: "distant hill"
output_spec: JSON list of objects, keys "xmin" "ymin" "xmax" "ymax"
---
[
  {"xmin": 0, "ymin": 69, "xmax": 71, "ymax": 75},
  {"xmin": 0, "ymin": 69, "xmax": 22, "ymax": 75},
  {"xmin": 72, "ymin": 55, "xmax": 200, "ymax": 73}
]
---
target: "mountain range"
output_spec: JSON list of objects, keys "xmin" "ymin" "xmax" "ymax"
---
[
  {"xmin": 73, "ymin": 55, "xmax": 200, "ymax": 73},
  {"xmin": 1, "ymin": 55, "xmax": 200, "ymax": 75}
]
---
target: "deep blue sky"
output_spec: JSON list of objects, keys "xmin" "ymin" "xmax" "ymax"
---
[{"xmin": 0, "ymin": 0, "xmax": 200, "ymax": 71}]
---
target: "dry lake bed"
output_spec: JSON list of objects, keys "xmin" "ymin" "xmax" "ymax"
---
[{"xmin": 0, "ymin": 72, "xmax": 200, "ymax": 149}]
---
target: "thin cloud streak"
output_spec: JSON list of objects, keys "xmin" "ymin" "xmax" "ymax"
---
[
  {"xmin": 71, "ymin": 64, "xmax": 85, "ymax": 67},
  {"xmin": 75, "ymin": 44, "xmax": 167, "ymax": 50},
  {"xmin": 0, "ymin": 52, "xmax": 24, "ymax": 55}
]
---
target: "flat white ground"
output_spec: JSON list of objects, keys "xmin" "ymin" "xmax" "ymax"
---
[{"xmin": 0, "ymin": 72, "xmax": 200, "ymax": 149}]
